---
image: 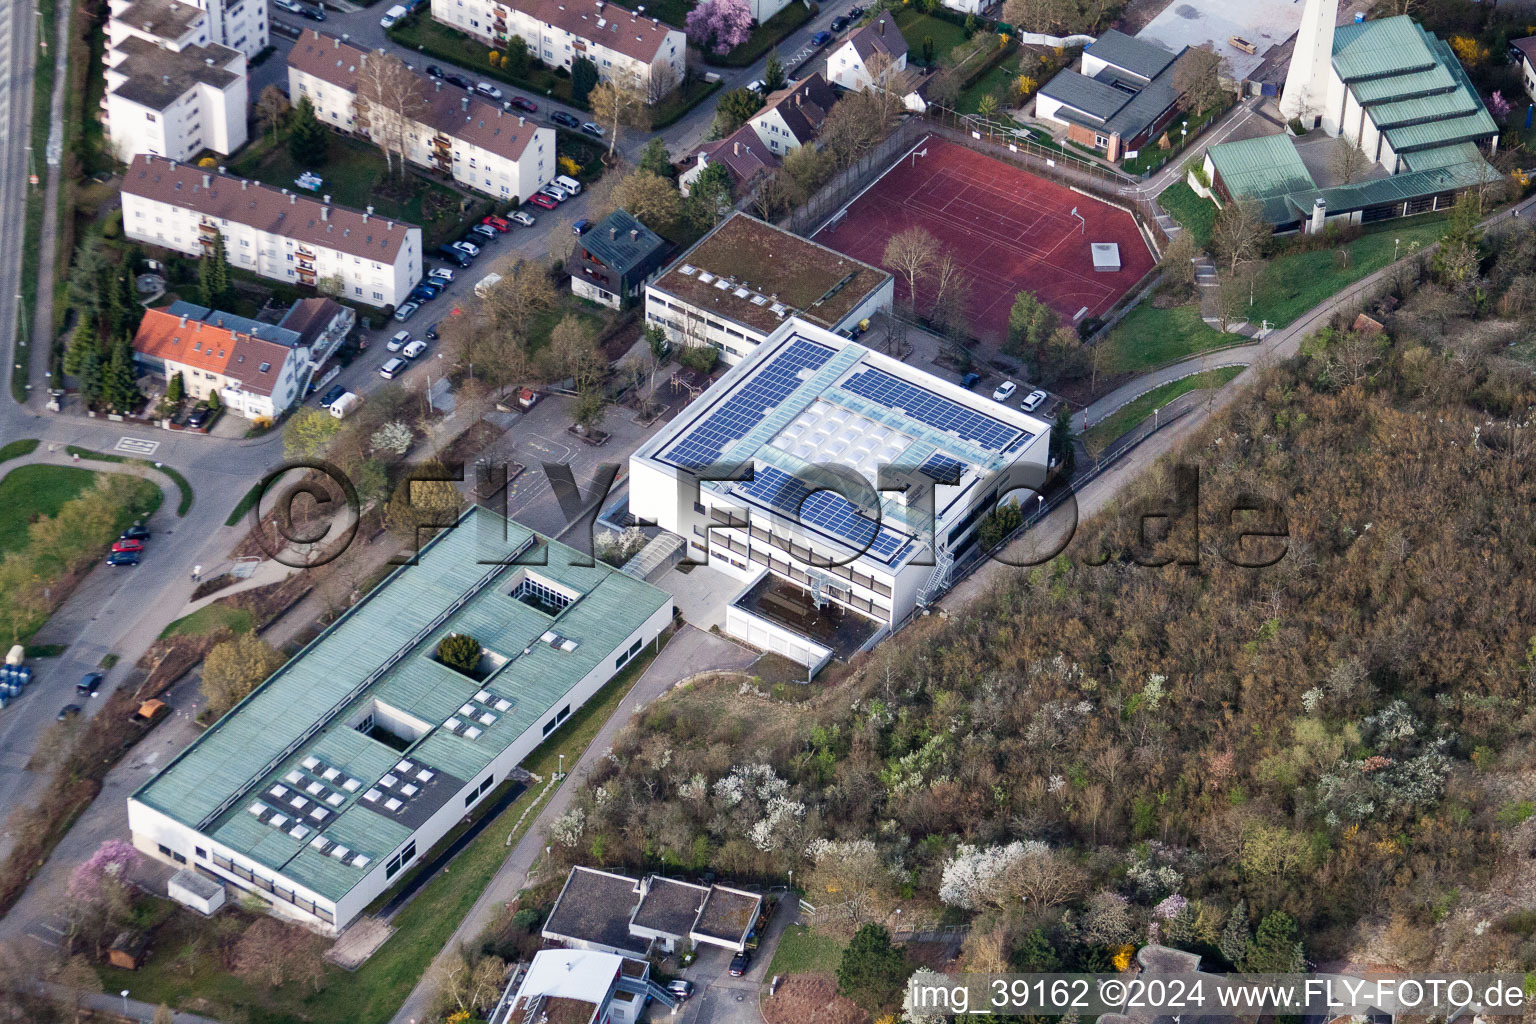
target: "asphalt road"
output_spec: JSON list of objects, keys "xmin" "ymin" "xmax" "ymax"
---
[{"xmin": 0, "ymin": 0, "xmax": 37, "ymax": 396}]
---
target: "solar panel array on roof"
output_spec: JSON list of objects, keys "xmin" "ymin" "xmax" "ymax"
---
[
  {"xmin": 662, "ymin": 339, "xmax": 835, "ymax": 468},
  {"xmin": 736, "ymin": 464, "xmax": 913, "ymax": 562},
  {"xmin": 840, "ymin": 369, "xmax": 1024, "ymax": 452},
  {"xmin": 918, "ymin": 452, "xmax": 964, "ymax": 484}
]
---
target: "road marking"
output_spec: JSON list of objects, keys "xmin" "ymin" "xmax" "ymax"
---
[{"xmin": 114, "ymin": 436, "xmax": 160, "ymax": 455}]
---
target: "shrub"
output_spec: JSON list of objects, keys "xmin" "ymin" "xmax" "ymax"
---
[{"xmin": 437, "ymin": 632, "xmax": 482, "ymax": 674}]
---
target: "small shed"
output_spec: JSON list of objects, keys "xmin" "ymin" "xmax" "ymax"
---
[
  {"xmin": 108, "ymin": 930, "xmax": 150, "ymax": 970},
  {"xmin": 1090, "ymin": 242, "xmax": 1122, "ymax": 272},
  {"xmin": 169, "ymin": 868, "xmax": 226, "ymax": 916}
]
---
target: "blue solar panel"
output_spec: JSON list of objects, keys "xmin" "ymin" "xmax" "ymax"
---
[
  {"xmin": 841, "ymin": 369, "xmax": 1023, "ymax": 452},
  {"xmin": 738, "ymin": 465, "xmax": 912, "ymax": 562},
  {"xmin": 919, "ymin": 453, "xmax": 964, "ymax": 484},
  {"xmin": 662, "ymin": 339, "xmax": 835, "ymax": 469}
]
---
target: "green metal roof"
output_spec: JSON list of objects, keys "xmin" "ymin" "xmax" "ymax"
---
[
  {"xmin": 1399, "ymin": 140, "xmax": 1485, "ymax": 172},
  {"xmin": 133, "ymin": 507, "xmax": 671, "ymax": 901},
  {"xmin": 1207, "ymin": 134, "xmax": 1316, "ymax": 199},
  {"xmin": 1280, "ymin": 154, "xmax": 1500, "ymax": 221},
  {"xmin": 1370, "ymin": 83, "xmax": 1480, "ymax": 129},
  {"xmin": 1384, "ymin": 109, "xmax": 1498, "ymax": 153},
  {"xmin": 1332, "ymin": 16, "xmax": 1437, "ymax": 82},
  {"xmin": 1352, "ymin": 63, "xmax": 1456, "ymax": 105}
]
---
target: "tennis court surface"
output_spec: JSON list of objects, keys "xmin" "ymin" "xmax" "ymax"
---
[{"xmin": 812, "ymin": 138, "xmax": 1154, "ymax": 343}]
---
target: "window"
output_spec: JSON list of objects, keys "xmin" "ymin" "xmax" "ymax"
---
[
  {"xmin": 195, "ymin": 847, "xmax": 206, "ymax": 859},
  {"xmin": 385, "ymin": 840, "xmax": 418, "ymax": 879}
]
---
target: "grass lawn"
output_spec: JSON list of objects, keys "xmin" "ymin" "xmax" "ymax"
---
[
  {"xmin": 1086, "ymin": 366, "xmax": 1244, "ymax": 450},
  {"xmin": 225, "ymin": 482, "xmax": 264, "ymax": 527},
  {"xmin": 100, "ymin": 632, "xmax": 674, "ymax": 1024},
  {"xmin": 893, "ymin": 8, "xmax": 969, "ymax": 65},
  {"xmin": 1098, "ymin": 302, "xmax": 1227, "ymax": 375},
  {"xmin": 0, "ymin": 439, "xmax": 39, "ymax": 464},
  {"xmin": 768, "ymin": 923, "xmax": 847, "ymax": 976},
  {"xmin": 0, "ymin": 465, "xmax": 99, "ymax": 555},
  {"xmin": 159, "ymin": 603, "xmax": 254, "ymax": 639},
  {"xmin": 1248, "ymin": 217, "xmax": 1446, "ymax": 328},
  {"xmin": 1158, "ymin": 181, "xmax": 1217, "ymax": 247},
  {"xmin": 67, "ymin": 446, "xmax": 195, "ymax": 516},
  {"xmin": 228, "ymin": 133, "xmax": 476, "ymax": 251},
  {"xmin": 390, "ymin": 13, "xmax": 575, "ymax": 107},
  {"xmin": 959, "ymin": 58, "xmax": 1026, "ymax": 113}
]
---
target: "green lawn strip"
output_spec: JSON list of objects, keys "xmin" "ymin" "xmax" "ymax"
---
[
  {"xmin": 1248, "ymin": 217, "xmax": 1446, "ymax": 328},
  {"xmin": 159, "ymin": 603, "xmax": 253, "ymax": 639},
  {"xmin": 65, "ymin": 446, "xmax": 195, "ymax": 515},
  {"xmin": 225, "ymin": 482, "xmax": 264, "ymax": 527},
  {"xmin": 1157, "ymin": 181, "xmax": 1217, "ymax": 247},
  {"xmin": 707, "ymin": 1, "xmax": 815, "ymax": 68},
  {"xmin": 389, "ymin": 13, "xmax": 577, "ymax": 107},
  {"xmin": 0, "ymin": 465, "xmax": 99, "ymax": 554},
  {"xmin": 768, "ymin": 923, "xmax": 847, "ymax": 976},
  {"xmin": 652, "ymin": 78, "xmax": 723, "ymax": 130},
  {"xmin": 1085, "ymin": 366, "xmax": 1243, "ymax": 450},
  {"xmin": 100, "ymin": 631, "xmax": 675, "ymax": 1024},
  {"xmin": 958, "ymin": 59, "xmax": 1023, "ymax": 113},
  {"xmin": 0, "ymin": 439, "xmax": 39, "ymax": 463},
  {"xmin": 1098, "ymin": 303, "xmax": 1226, "ymax": 375},
  {"xmin": 14, "ymin": 0, "xmax": 60, "ymax": 403},
  {"xmin": 893, "ymin": 8, "xmax": 968, "ymax": 64}
]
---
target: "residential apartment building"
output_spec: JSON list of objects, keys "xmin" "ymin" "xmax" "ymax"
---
[
  {"xmin": 431, "ymin": 0, "xmax": 685, "ymax": 101},
  {"xmin": 644, "ymin": 213, "xmax": 892, "ymax": 366},
  {"xmin": 630, "ymin": 318, "xmax": 1051, "ymax": 670},
  {"xmin": 121, "ymin": 155, "xmax": 422, "ymax": 309},
  {"xmin": 102, "ymin": 0, "xmax": 265, "ymax": 162},
  {"xmin": 826, "ymin": 11, "xmax": 907, "ymax": 92},
  {"xmin": 287, "ymin": 30, "xmax": 556, "ymax": 202},
  {"xmin": 129, "ymin": 508, "xmax": 673, "ymax": 936}
]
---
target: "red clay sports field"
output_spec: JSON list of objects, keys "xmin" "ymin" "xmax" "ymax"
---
[{"xmin": 812, "ymin": 138, "xmax": 1155, "ymax": 343}]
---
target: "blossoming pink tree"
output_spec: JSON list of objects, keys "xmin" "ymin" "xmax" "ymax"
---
[{"xmin": 686, "ymin": 0, "xmax": 754, "ymax": 55}]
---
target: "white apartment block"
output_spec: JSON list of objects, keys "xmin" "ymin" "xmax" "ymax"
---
[
  {"xmin": 431, "ymin": 0, "xmax": 685, "ymax": 101},
  {"xmin": 288, "ymin": 30, "xmax": 555, "ymax": 202},
  {"xmin": 122, "ymin": 156, "xmax": 423, "ymax": 309},
  {"xmin": 102, "ymin": 0, "xmax": 264, "ymax": 162}
]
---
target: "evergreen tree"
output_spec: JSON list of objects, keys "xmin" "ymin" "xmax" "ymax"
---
[
  {"xmin": 166, "ymin": 371, "xmax": 185, "ymax": 405},
  {"xmin": 287, "ymin": 95, "xmax": 330, "ymax": 166},
  {"xmin": 115, "ymin": 263, "xmax": 143, "ymax": 336},
  {"xmin": 200, "ymin": 233, "xmax": 232, "ymax": 308},
  {"xmin": 571, "ymin": 57, "xmax": 600, "ymax": 106},
  {"xmin": 922, "ymin": 35, "xmax": 935, "ymax": 66},
  {"xmin": 763, "ymin": 49, "xmax": 786, "ymax": 92},
  {"xmin": 101, "ymin": 334, "xmax": 142, "ymax": 414},
  {"xmin": 638, "ymin": 137, "xmax": 674, "ymax": 180},
  {"xmin": 505, "ymin": 35, "xmax": 530, "ymax": 76},
  {"xmin": 77, "ymin": 346, "xmax": 104, "ymax": 408},
  {"xmin": 1006, "ymin": 289, "xmax": 1057, "ymax": 361},
  {"xmin": 1245, "ymin": 911, "xmax": 1304, "ymax": 973},
  {"xmin": 64, "ymin": 315, "xmax": 101, "ymax": 377},
  {"xmin": 836, "ymin": 924, "xmax": 908, "ymax": 1010},
  {"xmin": 68, "ymin": 236, "xmax": 109, "ymax": 322},
  {"xmin": 1050, "ymin": 404, "xmax": 1076, "ymax": 476},
  {"xmin": 1010, "ymin": 927, "xmax": 1060, "ymax": 972},
  {"xmin": 1218, "ymin": 899, "xmax": 1249, "ymax": 968}
]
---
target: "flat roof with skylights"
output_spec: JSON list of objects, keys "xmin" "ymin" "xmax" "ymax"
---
[{"xmin": 128, "ymin": 506, "xmax": 672, "ymax": 932}]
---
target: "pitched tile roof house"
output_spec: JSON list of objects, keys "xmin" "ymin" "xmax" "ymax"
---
[
  {"xmin": 132, "ymin": 304, "xmax": 308, "ymax": 419},
  {"xmin": 749, "ymin": 73, "xmax": 838, "ymax": 155},
  {"xmin": 827, "ymin": 11, "xmax": 908, "ymax": 92},
  {"xmin": 679, "ymin": 123, "xmax": 780, "ymax": 196},
  {"xmin": 543, "ymin": 866, "xmax": 763, "ymax": 955}
]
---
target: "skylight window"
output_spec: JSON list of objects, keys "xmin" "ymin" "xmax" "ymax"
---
[{"xmin": 679, "ymin": 264, "xmax": 697, "ymax": 275}]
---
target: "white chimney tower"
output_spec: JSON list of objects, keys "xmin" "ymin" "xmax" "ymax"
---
[{"xmin": 1280, "ymin": 0, "xmax": 1338, "ymax": 125}]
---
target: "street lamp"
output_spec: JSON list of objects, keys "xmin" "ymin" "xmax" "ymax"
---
[
  {"xmin": 120, "ymin": 990, "xmax": 130, "ymax": 1015},
  {"xmin": 558, "ymin": 753, "xmax": 564, "ymax": 776},
  {"xmin": 1394, "ymin": 237, "xmax": 1401, "ymax": 260}
]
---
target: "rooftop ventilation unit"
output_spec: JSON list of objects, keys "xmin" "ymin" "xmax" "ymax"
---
[
  {"xmin": 679, "ymin": 264, "xmax": 697, "ymax": 275},
  {"xmin": 697, "ymin": 271, "xmax": 715, "ymax": 284}
]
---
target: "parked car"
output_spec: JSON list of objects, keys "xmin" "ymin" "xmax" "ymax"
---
[
  {"xmin": 120, "ymin": 522, "xmax": 151, "ymax": 541},
  {"xmin": 746, "ymin": 79, "xmax": 766, "ymax": 93},
  {"xmin": 811, "ymin": 30, "xmax": 832, "ymax": 45},
  {"xmin": 301, "ymin": 4, "xmax": 326, "ymax": 21},
  {"xmin": 474, "ymin": 81, "xmax": 504, "ymax": 100},
  {"xmin": 402, "ymin": 340, "xmax": 428, "ymax": 359},
  {"xmin": 438, "ymin": 245, "xmax": 472, "ymax": 266},
  {"xmin": 111, "ymin": 538, "xmax": 144, "ymax": 554},
  {"xmin": 554, "ymin": 174, "xmax": 583, "ymax": 195},
  {"xmin": 378, "ymin": 2, "xmax": 406, "ymax": 27},
  {"xmin": 428, "ymin": 266, "xmax": 455, "ymax": 283},
  {"xmin": 508, "ymin": 96, "xmax": 538, "ymax": 113},
  {"xmin": 580, "ymin": 121, "xmax": 604, "ymax": 137},
  {"xmin": 511, "ymin": 210, "xmax": 536, "ymax": 226},
  {"xmin": 409, "ymin": 284, "xmax": 439, "ymax": 303},
  {"xmin": 666, "ymin": 980, "xmax": 694, "ymax": 1001},
  {"xmin": 57, "ymin": 705, "xmax": 82, "ymax": 721},
  {"xmin": 319, "ymin": 383, "xmax": 347, "ymax": 408},
  {"xmin": 387, "ymin": 330, "xmax": 410, "ymax": 352},
  {"xmin": 831, "ymin": 15, "xmax": 849, "ymax": 31},
  {"xmin": 474, "ymin": 273, "xmax": 502, "ymax": 298},
  {"xmin": 551, "ymin": 110, "xmax": 580, "ymax": 128},
  {"xmin": 425, "ymin": 321, "xmax": 440, "ymax": 340},
  {"xmin": 573, "ymin": 218, "xmax": 590, "ymax": 235},
  {"xmin": 329, "ymin": 391, "xmax": 362, "ymax": 419},
  {"xmin": 992, "ymin": 380, "xmax": 1017, "ymax": 402},
  {"xmin": 273, "ymin": 0, "xmax": 304, "ymax": 12},
  {"xmin": 425, "ymin": 64, "xmax": 445, "ymax": 79},
  {"xmin": 1021, "ymin": 388, "xmax": 1048, "ymax": 412},
  {"xmin": 453, "ymin": 238, "xmax": 482, "ymax": 257},
  {"xmin": 106, "ymin": 551, "xmax": 140, "ymax": 567},
  {"xmin": 542, "ymin": 182, "xmax": 571, "ymax": 200},
  {"xmin": 527, "ymin": 193, "xmax": 559, "ymax": 210},
  {"xmin": 537, "ymin": 188, "xmax": 567, "ymax": 205},
  {"xmin": 849, "ymin": 5, "xmax": 865, "ymax": 17},
  {"xmin": 393, "ymin": 301, "xmax": 421, "ymax": 322},
  {"xmin": 728, "ymin": 951, "xmax": 752, "ymax": 977},
  {"xmin": 469, "ymin": 223, "xmax": 499, "ymax": 242},
  {"xmin": 379, "ymin": 357, "xmax": 407, "ymax": 380},
  {"xmin": 77, "ymin": 672, "xmax": 104, "ymax": 697},
  {"xmin": 482, "ymin": 214, "xmax": 511, "ymax": 232},
  {"xmin": 186, "ymin": 406, "xmax": 213, "ymax": 428},
  {"xmin": 960, "ymin": 372, "xmax": 981, "ymax": 389},
  {"xmin": 444, "ymin": 72, "xmax": 472, "ymax": 90}
]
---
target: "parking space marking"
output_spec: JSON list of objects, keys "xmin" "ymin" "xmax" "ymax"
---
[{"xmin": 114, "ymin": 436, "xmax": 160, "ymax": 456}]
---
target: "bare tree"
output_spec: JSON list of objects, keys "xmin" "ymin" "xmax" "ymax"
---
[
  {"xmin": 589, "ymin": 74, "xmax": 651, "ymax": 159},
  {"xmin": 862, "ymin": 50, "xmax": 917, "ymax": 124},
  {"xmin": 882, "ymin": 226, "xmax": 941, "ymax": 310},
  {"xmin": 479, "ymin": 259, "xmax": 558, "ymax": 340},
  {"xmin": 1210, "ymin": 199, "xmax": 1267, "ymax": 278},
  {"xmin": 255, "ymin": 85, "xmax": 291, "ymax": 142},
  {"xmin": 1329, "ymin": 138, "xmax": 1371, "ymax": 185},
  {"xmin": 356, "ymin": 51, "xmax": 428, "ymax": 179},
  {"xmin": 1173, "ymin": 45, "xmax": 1226, "ymax": 115}
]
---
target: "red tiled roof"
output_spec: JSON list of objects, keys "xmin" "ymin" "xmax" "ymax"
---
[
  {"xmin": 847, "ymin": 11, "xmax": 908, "ymax": 64},
  {"xmin": 496, "ymin": 0, "xmax": 678, "ymax": 64},
  {"xmin": 758, "ymin": 73, "xmax": 837, "ymax": 144},
  {"xmin": 122, "ymin": 155, "xmax": 418, "ymax": 263},
  {"xmin": 133, "ymin": 307, "xmax": 293, "ymax": 396},
  {"xmin": 692, "ymin": 124, "xmax": 778, "ymax": 187}
]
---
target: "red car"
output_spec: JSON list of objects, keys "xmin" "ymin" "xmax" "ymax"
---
[
  {"xmin": 527, "ymin": 194, "xmax": 559, "ymax": 210},
  {"xmin": 111, "ymin": 538, "xmax": 144, "ymax": 554},
  {"xmin": 482, "ymin": 214, "xmax": 511, "ymax": 232},
  {"xmin": 509, "ymin": 96, "xmax": 538, "ymax": 113}
]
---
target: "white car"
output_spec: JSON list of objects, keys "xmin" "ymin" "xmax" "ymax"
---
[
  {"xmin": 402, "ymin": 340, "xmax": 428, "ymax": 359},
  {"xmin": 992, "ymin": 380, "xmax": 1017, "ymax": 403},
  {"xmin": 387, "ymin": 330, "xmax": 410, "ymax": 352},
  {"xmin": 273, "ymin": 0, "xmax": 305, "ymax": 12},
  {"xmin": 1021, "ymin": 389, "xmax": 1048, "ymax": 412},
  {"xmin": 474, "ymin": 82, "xmax": 504, "ymax": 100},
  {"xmin": 511, "ymin": 210, "xmax": 536, "ymax": 227},
  {"xmin": 379, "ymin": 357, "xmax": 407, "ymax": 379},
  {"xmin": 428, "ymin": 267, "xmax": 455, "ymax": 283},
  {"xmin": 746, "ymin": 79, "xmax": 766, "ymax": 93},
  {"xmin": 451, "ymin": 239, "xmax": 481, "ymax": 257},
  {"xmin": 379, "ymin": 2, "xmax": 406, "ymax": 27}
]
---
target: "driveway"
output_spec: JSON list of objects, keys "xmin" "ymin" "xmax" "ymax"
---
[{"xmin": 672, "ymin": 898, "xmax": 799, "ymax": 1024}]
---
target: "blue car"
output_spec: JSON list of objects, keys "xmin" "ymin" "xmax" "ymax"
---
[
  {"xmin": 812, "ymin": 30, "xmax": 832, "ymax": 46},
  {"xmin": 409, "ymin": 283, "xmax": 440, "ymax": 303},
  {"xmin": 107, "ymin": 550, "xmax": 140, "ymax": 567}
]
